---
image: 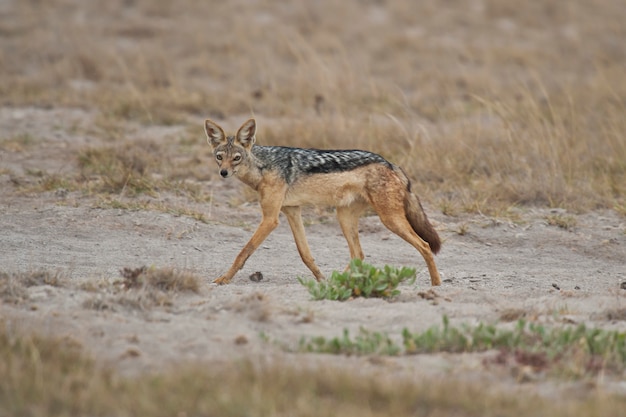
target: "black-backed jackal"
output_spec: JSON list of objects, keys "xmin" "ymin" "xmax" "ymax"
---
[{"xmin": 205, "ymin": 118, "xmax": 442, "ymax": 286}]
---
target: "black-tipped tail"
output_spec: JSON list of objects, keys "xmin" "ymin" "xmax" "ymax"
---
[{"xmin": 404, "ymin": 192, "xmax": 441, "ymax": 254}]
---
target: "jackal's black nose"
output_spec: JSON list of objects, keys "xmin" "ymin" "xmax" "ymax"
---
[{"xmin": 220, "ymin": 169, "xmax": 229, "ymax": 178}]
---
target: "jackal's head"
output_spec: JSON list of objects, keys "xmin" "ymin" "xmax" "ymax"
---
[{"xmin": 204, "ymin": 118, "xmax": 256, "ymax": 178}]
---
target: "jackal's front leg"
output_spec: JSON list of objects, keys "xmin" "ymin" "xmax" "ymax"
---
[
  {"xmin": 213, "ymin": 215, "xmax": 280, "ymax": 284},
  {"xmin": 213, "ymin": 183, "xmax": 285, "ymax": 285}
]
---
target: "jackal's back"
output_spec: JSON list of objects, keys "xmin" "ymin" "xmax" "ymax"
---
[{"xmin": 252, "ymin": 146, "xmax": 392, "ymax": 184}]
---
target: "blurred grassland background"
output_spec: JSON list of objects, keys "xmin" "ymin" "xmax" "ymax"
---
[{"xmin": 1, "ymin": 0, "xmax": 625, "ymax": 214}]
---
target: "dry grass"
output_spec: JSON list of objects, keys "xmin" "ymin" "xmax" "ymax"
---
[
  {"xmin": 0, "ymin": 271, "xmax": 66, "ymax": 304},
  {"xmin": 81, "ymin": 266, "xmax": 202, "ymax": 312},
  {"xmin": 2, "ymin": 0, "xmax": 625, "ymax": 214},
  {"xmin": 0, "ymin": 273, "xmax": 29, "ymax": 304},
  {"xmin": 119, "ymin": 265, "xmax": 201, "ymax": 293},
  {"xmin": 0, "ymin": 132, "xmax": 39, "ymax": 152},
  {"xmin": 545, "ymin": 212, "xmax": 578, "ymax": 230},
  {"xmin": 17, "ymin": 135, "xmax": 212, "ymax": 220},
  {"xmin": 76, "ymin": 140, "xmax": 210, "ymax": 199},
  {"xmin": 2, "ymin": 324, "xmax": 626, "ymax": 417},
  {"xmin": 77, "ymin": 141, "xmax": 164, "ymax": 196},
  {"xmin": 95, "ymin": 197, "xmax": 209, "ymax": 222}
]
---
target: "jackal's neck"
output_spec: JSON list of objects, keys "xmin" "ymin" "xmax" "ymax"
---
[{"xmin": 234, "ymin": 150, "xmax": 265, "ymax": 190}]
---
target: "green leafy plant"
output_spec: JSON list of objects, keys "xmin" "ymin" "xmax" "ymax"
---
[
  {"xmin": 297, "ymin": 317, "xmax": 626, "ymax": 376},
  {"xmin": 298, "ymin": 259, "xmax": 416, "ymax": 301},
  {"xmin": 402, "ymin": 317, "xmax": 626, "ymax": 368},
  {"xmin": 401, "ymin": 316, "xmax": 518, "ymax": 354},
  {"xmin": 300, "ymin": 328, "xmax": 401, "ymax": 356}
]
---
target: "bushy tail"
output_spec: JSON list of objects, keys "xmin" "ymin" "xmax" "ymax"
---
[{"xmin": 403, "ymin": 184, "xmax": 441, "ymax": 255}]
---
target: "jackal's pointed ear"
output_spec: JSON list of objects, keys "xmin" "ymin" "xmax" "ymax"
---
[
  {"xmin": 205, "ymin": 119, "xmax": 226, "ymax": 148},
  {"xmin": 236, "ymin": 118, "xmax": 256, "ymax": 149}
]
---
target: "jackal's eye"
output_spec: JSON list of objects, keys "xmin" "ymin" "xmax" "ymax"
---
[
  {"xmin": 233, "ymin": 154, "xmax": 242, "ymax": 162},
  {"xmin": 215, "ymin": 154, "xmax": 223, "ymax": 161}
]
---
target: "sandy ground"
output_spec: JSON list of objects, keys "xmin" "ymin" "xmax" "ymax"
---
[{"xmin": 1, "ymin": 107, "xmax": 626, "ymax": 396}]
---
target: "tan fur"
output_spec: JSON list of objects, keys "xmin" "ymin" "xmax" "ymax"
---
[{"xmin": 205, "ymin": 118, "xmax": 441, "ymax": 286}]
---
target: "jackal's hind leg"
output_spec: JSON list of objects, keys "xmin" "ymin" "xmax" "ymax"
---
[
  {"xmin": 282, "ymin": 206, "xmax": 325, "ymax": 281},
  {"xmin": 371, "ymin": 203, "xmax": 441, "ymax": 286},
  {"xmin": 336, "ymin": 203, "xmax": 367, "ymax": 270}
]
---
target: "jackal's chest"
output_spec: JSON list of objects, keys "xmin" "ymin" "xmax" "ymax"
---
[{"xmin": 282, "ymin": 170, "xmax": 369, "ymax": 207}]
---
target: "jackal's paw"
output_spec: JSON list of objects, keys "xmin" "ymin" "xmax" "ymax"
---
[{"xmin": 213, "ymin": 276, "xmax": 232, "ymax": 285}]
